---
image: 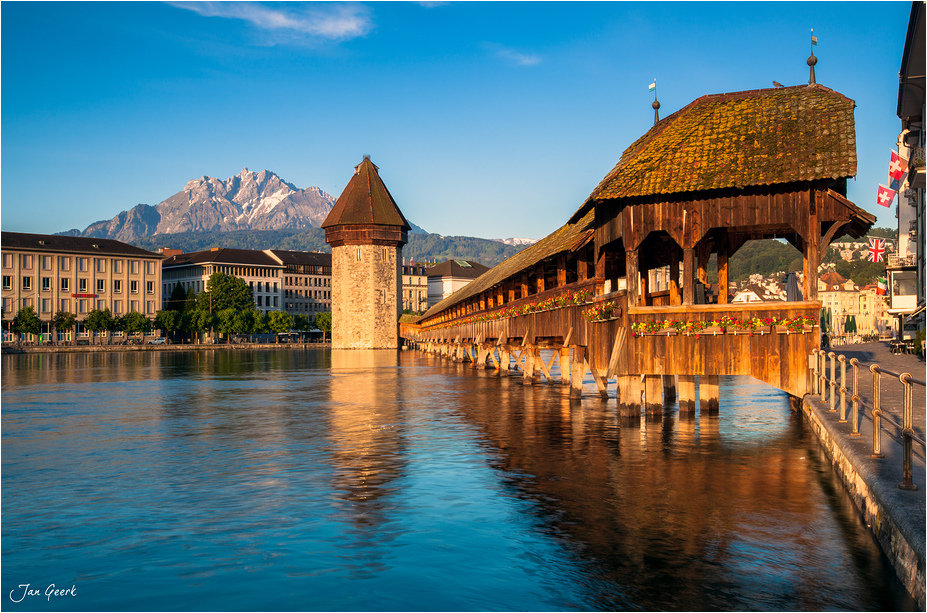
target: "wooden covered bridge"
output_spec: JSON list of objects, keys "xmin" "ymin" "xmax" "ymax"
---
[{"xmin": 401, "ymin": 83, "xmax": 875, "ymax": 414}]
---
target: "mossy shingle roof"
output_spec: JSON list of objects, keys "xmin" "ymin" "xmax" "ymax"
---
[
  {"xmin": 578, "ymin": 84, "xmax": 857, "ymax": 216},
  {"xmin": 322, "ymin": 157, "xmax": 411, "ymax": 230}
]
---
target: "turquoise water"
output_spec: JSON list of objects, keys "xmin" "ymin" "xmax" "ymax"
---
[{"xmin": 1, "ymin": 349, "xmax": 915, "ymax": 611}]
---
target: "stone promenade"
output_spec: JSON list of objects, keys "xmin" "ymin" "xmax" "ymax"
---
[{"xmin": 803, "ymin": 340, "xmax": 925, "ymax": 608}]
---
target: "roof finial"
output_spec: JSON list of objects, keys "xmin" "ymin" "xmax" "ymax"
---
[
  {"xmin": 649, "ymin": 79, "xmax": 660, "ymax": 125},
  {"xmin": 807, "ymin": 29, "xmax": 818, "ymax": 85}
]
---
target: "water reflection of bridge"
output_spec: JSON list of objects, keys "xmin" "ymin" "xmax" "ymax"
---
[{"xmin": 402, "ymin": 84, "xmax": 875, "ymax": 412}]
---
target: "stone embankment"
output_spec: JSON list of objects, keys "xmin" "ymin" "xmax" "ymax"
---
[
  {"xmin": 802, "ymin": 341, "xmax": 925, "ymax": 608},
  {"xmin": 3, "ymin": 342, "xmax": 330, "ymax": 354}
]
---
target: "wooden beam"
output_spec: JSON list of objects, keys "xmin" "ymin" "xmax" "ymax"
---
[
  {"xmin": 717, "ymin": 230, "xmax": 729, "ymax": 305},
  {"xmin": 570, "ymin": 346, "xmax": 586, "ymax": 398},
  {"xmin": 669, "ymin": 246, "xmax": 680, "ymax": 305},
  {"xmin": 683, "ymin": 247, "xmax": 695, "ymax": 305},
  {"xmin": 626, "ymin": 250, "xmax": 640, "ymax": 305}
]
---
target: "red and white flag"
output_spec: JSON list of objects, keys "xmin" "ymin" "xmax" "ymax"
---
[
  {"xmin": 877, "ymin": 184, "xmax": 896, "ymax": 207},
  {"xmin": 889, "ymin": 151, "xmax": 909, "ymax": 181},
  {"xmin": 867, "ymin": 237, "xmax": 885, "ymax": 262}
]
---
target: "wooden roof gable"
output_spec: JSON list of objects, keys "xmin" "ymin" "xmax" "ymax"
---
[
  {"xmin": 322, "ymin": 156, "xmax": 411, "ymax": 230},
  {"xmin": 576, "ymin": 84, "xmax": 857, "ymax": 218}
]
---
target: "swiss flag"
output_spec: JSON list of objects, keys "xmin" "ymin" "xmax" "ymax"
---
[
  {"xmin": 889, "ymin": 151, "xmax": 908, "ymax": 181},
  {"xmin": 877, "ymin": 184, "xmax": 896, "ymax": 207}
]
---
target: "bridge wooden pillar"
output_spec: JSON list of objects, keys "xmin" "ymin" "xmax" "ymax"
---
[
  {"xmin": 523, "ymin": 346, "xmax": 536, "ymax": 385},
  {"xmin": 700, "ymin": 375, "xmax": 719, "ymax": 414},
  {"xmin": 662, "ymin": 375, "xmax": 676, "ymax": 402},
  {"xmin": 717, "ymin": 229, "xmax": 729, "ymax": 304},
  {"xmin": 678, "ymin": 375, "xmax": 697, "ymax": 413},
  {"xmin": 644, "ymin": 375, "xmax": 664, "ymax": 418},
  {"xmin": 570, "ymin": 346, "xmax": 586, "ymax": 398},
  {"xmin": 500, "ymin": 347, "xmax": 511, "ymax": 373},
  {"xmin": 616, "ymin": 376, "xmax": 641, "ymax": 416},
  {"xmin": 559, "ymin": 347, "xmax": 570, "ymax": 386},
  {"xmin": 626, "ymin": 250, "xmax": 639, "ymax": 305},
  {"xmin": 669, "ymin": 247, "xmax": 680, "ymax": 305},
  {"xmin": 683, "ymin": 247, "xmax": 696, "ymax": 305}
]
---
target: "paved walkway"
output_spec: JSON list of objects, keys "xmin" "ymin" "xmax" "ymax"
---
[{"xmin": 805, "ymin": 340, "xmax": 925, "ymax": 606}]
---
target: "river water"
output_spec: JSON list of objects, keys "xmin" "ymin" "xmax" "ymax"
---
[{"xmin": 1, "ymin": 349, "xmax": 915, "ymax": 611}]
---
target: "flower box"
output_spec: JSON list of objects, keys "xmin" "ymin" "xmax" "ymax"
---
[
  {"xmin": 655, "ymin": 328, "xmax": 677, "ymax": 336},
  {"xmin": 701, "ymin": 326, "xmax": 724, "ymax": 336}
]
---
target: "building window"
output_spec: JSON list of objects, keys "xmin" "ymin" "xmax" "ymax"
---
[
  {"xmin": 79, "ymin": 278, "xmax": 88, "ymax": 292},
  {"xmin": 97, "ymin": 279, "xmax": 105, "ymax": 293},
  {"xmin": 78, "ymin": 258, "xmax": 89, "ymax": 272},
  {"xmin": 78, "ymin": 299, "xmax": 88, "ymax": 313},
  {"xmin": 59, "ymin": 257, "xmax": 71, "ymax": 272},
  {"xmin": 113, "ymin": 260, "xmax": 123, "ymax": 274},
  {"xmin": 114, "ymin": 300, "xmax": 122, "ymax": 314},
  {"xmin": 147, "ymin": 301, "xmax": 155, "ymax": 314},
  {"xmin": 42, "ymin": 277, "xmax": 51, "ymax": 292},
  {"xmin": 96, "ymin": 259, "xmax": 106, "ymax": 273},
  {"xmin": 130, "ymin": 300, "xmax": 139, "ymax": 313},
  {"xmin": 22, "ymin": 298, "xmax": 32, "ymax": 309},
  {"xmin": 146, "ymin": 281, "xmax": 154, "ymax": 294},
  {"xmin": 257, "ymin": 296, "xmax": 263, "ymax": 307},
  {"xmin": 130, "ymin": 261, "xmax": 138, "ymax": 274},
  {"xmin": 22, "ymin": 255, "xmax": 33, "ymax": 269},
  {"xmin": 2, "ymin": 253, "xmax": 12, "ymax": 268},
  {"xmin": 60, "ymin": 298, "xmax": 70, "ymax": 312},
  {"xmin": 146, "ymin": 261, "xmax": 155, "ymax": 275},
  {"xmin": 60, "ymin": 278, "xmax": 70, "ymax": 292},
  {"xmin": 130, "ymin": 280, "xmax": 138, "ymax": 294},
  {"xmin": 22, "ymin": 277, "xmax": 32, "ymax": 291},
  {"xmin": 113, "ymin": 280, "xmax": 122, "ymax": 293},
  {"xmin": 2, "ymin": 276, "xmax": 10, "ymax": 290},
  {"xmin": 97, "ymin": 299, "xmax": 106, "ymax": 311},
  {"xmin": 42, "ymin": 256, "xmax": 53, "ymax": 270}
]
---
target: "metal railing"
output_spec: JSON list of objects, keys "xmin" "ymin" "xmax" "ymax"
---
[{"xmin": 811, "ymin": 348, "xmax": 925, "ymax": 490}]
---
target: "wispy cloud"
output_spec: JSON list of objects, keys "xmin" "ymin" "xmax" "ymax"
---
[
  {"xmin": 170, "ymin": 2, "xmax": 373, "ymax": 41},
  {"xmin": 483, "ymin": 43, "xmax": 542, "ymax": 67}
]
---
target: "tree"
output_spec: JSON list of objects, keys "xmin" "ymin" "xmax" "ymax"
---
[
  {"xmin": 267, "ymin": 310, "xmax": 293, "ymax": 341},
  {"xmin": 84, "ymin": 308, "xmax": 115, "ymax": 345},
  {"xmin": 202, "ymin": 272, "xmax": 254, "ymax": 312},
  {"xmin": 123, "ymin": 311, "xmax": 151, "ymax": 341},
  {"xmin": 167, "ymin": 282, "xmax": 188, "ymax": 311},
  {"xmin": 53, "ymin": 310, "xmax": 76, "ymax": 344},
  {"xmin": 11, "ymin": 306, "xmax": 41, "ymax": 344},
  {"xmin": 315, "ymin": 312, "xmax": 332, "ymax": 342},
  {"xmin": 241, "ymin": 309, "xmax": 266, "ymax": 341},
  {"xmin": 216, "ymin": 307, "xmax": 247, "ymax": 336},
  {"xmin": 154, "ymin": 310, "xmax": 182, "ymax": 342}
]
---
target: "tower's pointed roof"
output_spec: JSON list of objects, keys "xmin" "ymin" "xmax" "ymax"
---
[{"xmin": 322, "ymin": 156, "xmax": 411, "ymax": 230}]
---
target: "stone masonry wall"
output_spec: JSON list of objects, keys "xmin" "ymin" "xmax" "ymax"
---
[{"xmin": 331, "ymin": 244, "xmax": 401, "ymax": 349}]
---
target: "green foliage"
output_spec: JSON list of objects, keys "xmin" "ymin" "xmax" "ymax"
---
[
  {"xmin": 198, "ymin": 272, "xmax": 253, "ymax": 313},
  {"xmin": 130, "ymin": 229, "xmax": 527, "ymax": 268},
  {"xmin": 167, "ymin": 283, "xmax": 188, "ymax": 311},
  {"xmin": 154, "ymin": 310, "xmax": 182, "ymax": 334},
  {"xmin": 216, "ymin": 308, "xmax": 247, "ymax": 334},
  {"xmin": 53, "ymin": 310, "xmax": 76, "ymax": 333},
  {"xmin": 292, "ymin": 314, "xmax": 310, "ymax": 331},
  {"xmin": 834, "ymin": 259, "xmax": 886, "ymax": 287},
  {"xmin": 84, "ymin": 308, "xmax": 115, "ymax": 342},
  {"xmin": 123, "ymin": 312, "xmax": 151, "ymax": 337},
  {"xmin": 314, "ymin": 312, "xmax": 332, "ymax": 341},
  {"xmin": 11, "ymin": 306, "xmax": 41, "ymax": 339},
  {"xmin": 266, "ymin": 310, "xmax": 294, "ymax": 334},
  {"xmin": 833, "ymin": 226, "xmax": 897, "ymax": 242}
]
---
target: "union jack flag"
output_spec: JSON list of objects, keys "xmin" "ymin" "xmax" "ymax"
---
[{"xmin": 868, "ymin": 237, "xmax": 885, "ymax": 263}]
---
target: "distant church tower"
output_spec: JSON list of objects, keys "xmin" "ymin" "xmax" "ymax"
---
[{"xmin": 322, "ymin": 157, "xmax": 411, "ymax": 349}]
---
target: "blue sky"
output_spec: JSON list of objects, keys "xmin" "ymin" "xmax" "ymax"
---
[{"xmin": 1, "ymin": 1, "xmax": 913, "ymax": 240}]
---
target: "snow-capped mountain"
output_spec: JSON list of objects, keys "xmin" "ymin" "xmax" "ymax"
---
[
  {"xmin": 493, "ymin": 237, "xmax": 539, "ymax": 247},
  {"xmin": 65, "ymin": 169, "xmax": 336, "ymax": 242}
]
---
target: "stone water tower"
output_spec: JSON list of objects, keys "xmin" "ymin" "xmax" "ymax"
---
[{"xmin": 322, "ymin": 157, "xmax": 411, "ymax": 349}]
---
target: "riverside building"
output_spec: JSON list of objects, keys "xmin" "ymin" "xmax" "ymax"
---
[{"xmin": 1, "ymin": 231, "xmax": 163, "ymax": 342}]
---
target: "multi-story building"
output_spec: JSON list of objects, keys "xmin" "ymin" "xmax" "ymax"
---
[
  {"xmin": 1, "ymin": 231, "xmax": 163, "ymax": 341},
  {"xmin": 889, "ymin": 1, "xmax": 925, "ymax": 341},
  {"xmin": 273, "ymin": 250, "xmax": 332, "ymax": 316},
  {"xmin": 161, "ymin": 247, "xmax": 333, "ymax": 318},
  {"xmin": 427, "ymin": 259, "xmax": 490, "ymax": 309},
  {"xmin": 402, "ymin": 264, "xmax": 429, "ymax": 314},
  {"xmin": 819, "ymin": 271, "xmax": 860, "ymax": 334}
]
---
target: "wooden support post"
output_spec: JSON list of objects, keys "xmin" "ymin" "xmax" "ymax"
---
[
  {"xmin": 616, "ymin": 376, "xmax": 641, "ymax": 417},
  {"xmin": 521, "ymin": 273, "xmax": 530, "ymax": 299},
  {"xmin": 644, "ymin": 375, "xmax": 664, "ymax": 418},
  {"xmin": 523, "ymin": 346, "xmax": 536, "ymax": 384},
  {"xmin": 804, "ymin": 190, "xmax": 820, "ymax": 302},
  {"xmin": 595, "ymin": 249, "xmax": 607, "ymax": 296},
  {"xmin": 700, "ymin": 374, "xmax": 720, "ymax": 415},
  {"xmin": 559, "ymin": 348, "xmax": 570, "ymax": 386},
  {"xmin": 557, "ymin": 255, "xmax": 567, "ymax": 288},
  {"xmin": 669, "ymin": 247, "xmax": 680, "ymax": 305},
  {"xmin": 590, "ymin": 369, "xmax": 610, "ymax": 400},
  {"xmin": 717, "ymin": 230, "xmax": 729, "ymax": 304},
  {"xmin": 683, "ymin": 247, "xmax": 695, "ymax": 305},
  {"xmin": 577, "ymin": 253, "xmax": 588, "ymax": 282},
  {"xmin": 570, "ymin": 346, "xmax": 586, "ymax": 398},
  {"xmin": 500, "ymin": 347, "xmax": 511, "ymax": 373},
  {"xmin": 626, "ymin": 250, "xmax": 640, "ymax": 306},
  {"xmin": 697, "ymin": 240, "xmax": 711, "ymax": 286},
  {"xmin": 677, "ymin": 375, "xmax": 697, "ymax": 413},
  {"xmin": 662, "ymin": 375, "xmax": 676, "ymax": 402}
]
